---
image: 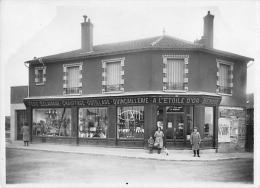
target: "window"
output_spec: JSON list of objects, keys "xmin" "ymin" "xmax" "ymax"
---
[
  {"xmin": 162, "ymin": 55, "xmax": 189, "ymax": 91},
  {"xmin": 63, "ymin": 63, "xmax": 82, "ymax": 95},
  {"xmin": 102, "ymin": 58, "xmax": 125, "ymax": 93},
  {"xmin": 117, "ymin": 106, "xmax": 144, "ymax": 139},
  {"xmin": 35, "ymin": 67, "xmax": 46, "ymax": 85},
  {"xmin": 217, "ymin": 59, "xmax": 233, "ymax": 95},
  {"xmin": 204, "ymin": 107, "xmax": 213, "ymax": 140},
  {"xmin": 32, "ymin": 108, "xmax": 72, "ymax": 137},
  {"xmin": 78, "ymin": 108, "xmax": 108, "ymax": 138}
]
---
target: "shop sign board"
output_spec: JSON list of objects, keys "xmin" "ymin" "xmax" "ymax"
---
[{"xmin": 24, "ymin": 95, "xmax": 221, "ymax": 108}]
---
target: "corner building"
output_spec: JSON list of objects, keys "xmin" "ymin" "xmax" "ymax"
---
[{"xmin": 24, "ymin": 12, "xmax": 253, "ymax": 151}]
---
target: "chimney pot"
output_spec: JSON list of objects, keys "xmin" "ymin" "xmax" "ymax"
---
[{"xmin": 83, "ymin": 15, "xmax": 87, "ymax": 22}]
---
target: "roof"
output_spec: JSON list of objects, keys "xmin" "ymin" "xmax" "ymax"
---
[{"xmin": 26, "ymin": 35, "xmax": 253, "ymax": 64}]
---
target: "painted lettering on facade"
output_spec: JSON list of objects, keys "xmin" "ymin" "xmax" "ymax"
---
[{"xmin": 24, "ymin": 95, "xmax": 221, "ymax": 107}]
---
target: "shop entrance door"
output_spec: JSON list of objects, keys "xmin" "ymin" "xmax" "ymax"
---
[
  {"xmin": 16, "ymin": 110, "xmax": 27, "ymax": 140},
  {"xmin": 165, "ymin": 106, "xmax": 185, "ymax": 146}
]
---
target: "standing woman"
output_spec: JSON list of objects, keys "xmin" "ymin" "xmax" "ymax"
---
[
  {"xmin": 190, "ymin": 127, "xmax": 201, "ymax": 157},
  {"xmin": 154, "ymin": 127, "xmax": 164, "ymax": 154},
  {"xmin": 22, "ymin": 123, "xmax": 30, "ymax": 146}
]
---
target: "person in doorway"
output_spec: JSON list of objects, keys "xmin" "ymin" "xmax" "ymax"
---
[
  {"xmin": 148, "ymin": 136, "xmax": 154, "ymax": 154},
  {"xmin": 190, "ymin": 127, "xmax": 201, "ymax": 157},
  {"xmin": 22, "ymin": 123, "xmax": 30, "ymax": 146},
  {"xmin": 154, "ymin": 127, "xmax": 164, "ymax": 154}
]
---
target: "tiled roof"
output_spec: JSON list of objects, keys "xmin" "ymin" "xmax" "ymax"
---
[{"xmin": 27, "ymin": 35, "xmax": 253, "ymax": 64}]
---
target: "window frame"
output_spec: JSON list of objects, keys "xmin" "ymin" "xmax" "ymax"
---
[
  {"xmin": 34, "ymin": 66, "xmax": 46, "ymax": 85},
  {"xmin": 216, "ymin": 59, "xmax": 234, "ymax": 96},
  {"xmin": 162, "ymin": 55, "xmax": 189, "ymax": 92},
  {"xmin": 63, "ymin": 62, "xmax": 83, "ymax": 95},
  {"xmin": 101, "ymin": 57, "xmax": 125, "ymax": 94}
]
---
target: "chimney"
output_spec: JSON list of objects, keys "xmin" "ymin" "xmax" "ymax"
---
[
  {"xmin": 81, "ymin": 15, "xmax": 93, "ymax": 52},
  {"xmin": 201, "ymin": 11, "xmax": 214, "ymax": 48}
]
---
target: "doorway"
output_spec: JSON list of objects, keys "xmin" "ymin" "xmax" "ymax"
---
[
  {"xmin": 16, "ymin": 110, "xmax": 27, "ymax": 140},
  {"xmin": 165, "ymin": 106, "xmax": 185, "ymax": 142}
]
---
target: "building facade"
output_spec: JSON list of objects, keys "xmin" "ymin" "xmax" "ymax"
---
[{"xmin": 23, "ymin": 12, "xmax": 253, "ymax": 151}]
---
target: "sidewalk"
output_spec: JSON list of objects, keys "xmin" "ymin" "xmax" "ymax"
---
[{"xmin": 6, "ymin": 141, "xmax": 253, "ymax": 161}]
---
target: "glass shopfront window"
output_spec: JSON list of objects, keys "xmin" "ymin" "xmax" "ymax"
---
[
  {"xmin": 204, "ymin": 107, "xmax": 214, "ymax": 141},
  {"xmin": 186, "ymin": 106, "xmax": 194, "ymax": 141},
  {"xmin": 117, "ymin": 106, "xmax": 144, "ymax": 139},
  {"xmin": 33, "ymin": 108, "xmax": 72, "ymax": 137},
  {"xmin": 78, "ymin": 108, "xmax": 108, "ymax": 138}
]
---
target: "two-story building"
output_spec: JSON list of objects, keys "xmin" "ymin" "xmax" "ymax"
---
[{"xmin": 23, "ymin": 11, "xmax": 253, "ymax": 151}]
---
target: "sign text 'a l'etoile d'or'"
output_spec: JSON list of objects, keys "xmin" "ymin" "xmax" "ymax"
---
[{"xmin": 24, "ymin": 95, "xmax": 221, "ymax": 107}]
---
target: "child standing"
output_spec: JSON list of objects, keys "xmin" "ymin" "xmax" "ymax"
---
[
  {"xmin": 148, "ymin": 136, "xmax": 154, "ymax": 154},
  {"xmin": 190, "ymin": 127, "xmax": 201, "ymax": 157}
]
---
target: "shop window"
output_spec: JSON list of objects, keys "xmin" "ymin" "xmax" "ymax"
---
[
  {"xmin": 35, "ymin": 66, "xmax": 46, "ymax": 85},
  {"xmin": 102, "ymin": 58, "xmax": 125, "ymax": 93},
  {"xmin": 117, "ymin": 106, "xmax": 144, "ymax": 139},
  {"xmin": 186, "ymin": 106, "xmax": 194, "ymax": 141},
  {"xmin": 217, "ymin": 59, "xmax": 233, "ymax": 95},
  {"xmin": 78, "ymin": 108, "xmax": 108, "ymax": 138},
  {"xmin": 63, "ymin": 63, "xmax": 82, "ymax": 95},
  {"xmin": 204, "ymin": 107, "xmax": 214, "ymax": 140},
  {"xmin": 32, "ymin": 108, "xmax": 72, "ymax": 137},
  {"xmin": 162, "ymin": 55, "xmax": 189, "ymax": 91}
]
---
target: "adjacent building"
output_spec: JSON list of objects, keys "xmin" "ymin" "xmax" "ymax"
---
[
  {"xmin": 10, "ymin": 86, "xmax": 28, "ymax": 141},
  {"xmin": 22, "ymin": 11, "xmax": 253, "ymax": 151}
]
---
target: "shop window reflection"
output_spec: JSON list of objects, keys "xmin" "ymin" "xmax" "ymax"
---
[
  {"xmin": 33, "ymin": 108, "xmax": 72, "ymax": 137},
  {"xmin": 117, "ymin": 106, "xmax": 144, "ymax": 139},
  {"xmin": 78, "ymin": 108, "xmax": 108, "ymax": 138}
]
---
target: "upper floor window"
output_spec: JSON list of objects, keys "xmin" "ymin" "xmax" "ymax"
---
[
  {"xmin": 102, "ymin": 58, "xmax": 125, "ymax": 93},
  {"xmin": 217, "ymin": 59, "xmax": 233, "ymax": 95},
  {"xmin": 35, "ymin": 66, "xmax": 46, "ymax": 85},
  {"xmin": 162, "ymin": 55, "xmax": 189, "ymax": 91},
  {"xmin": 63, "ymin": 63, "xmax": 82, "ymax": 95}
]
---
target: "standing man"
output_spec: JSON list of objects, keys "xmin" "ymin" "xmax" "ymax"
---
[{"xmin": 190, "ymin": 127, "xmax": 201, "ymax": 157}]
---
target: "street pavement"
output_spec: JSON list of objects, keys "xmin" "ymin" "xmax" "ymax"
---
[
  {"xmin": 6, "ymin": 141, "xmax": 253, "ymax": 161},
  {"xmin": 5, "ymin": 148, "xmax": 253, "ymax": 185}
]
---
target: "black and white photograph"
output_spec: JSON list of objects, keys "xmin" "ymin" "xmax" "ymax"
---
[{"xmin": 0, "ymin": 0, "xmax": 259, "ymax": 187}]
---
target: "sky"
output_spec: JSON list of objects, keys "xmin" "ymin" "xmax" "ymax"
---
[{"xmin": 0, "ymin": 0, "xmax": 259, "ymax": 116}]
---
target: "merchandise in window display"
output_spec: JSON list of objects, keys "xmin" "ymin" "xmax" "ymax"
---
[
  {"xmin": 78, "ymin": 108, "xmax": 108, "ymax": 138},
  {"xmin": 117, "ymin": 106, "xmax": 144, "ymax": 139},
  {"xmin": 33, "ymin": 108, "xmax": 72, "ymax": 137}
]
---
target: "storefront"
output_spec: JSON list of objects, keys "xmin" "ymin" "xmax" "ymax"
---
[{"xmin": 24, "ymin": 93, "xmax": 221, "ymax": 149}]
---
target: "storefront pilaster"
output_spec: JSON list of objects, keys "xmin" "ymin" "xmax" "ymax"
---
[
  {"xmin": 213, "ymin": 106, "xmax": 219, "ymax": 152},
  {"xmin": 144, "ymin": 103, "xmax": 157, "ymax": 147},
  {"xmin": 108, "ymin": 106, "xmax": 117, "ymax": 145},
  {"xmin": 26, "ymin": 106, "xmax": 32, "ymax": 142},
  {"xmin": 71, "ymin": 107, "xmax": 79, "ymax": 145}
]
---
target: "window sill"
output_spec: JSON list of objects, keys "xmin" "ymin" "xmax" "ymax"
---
[
  {"xmin": 35, "ymin": 83, "xmax": 45, "ymax": 86},
  {"xmin": 63, "ymin": 93, "xmax": 82, "ymax": 96},
  {"xmin": 103, "ymin": 90, "xmax": 124, "ymax": 94},
  {"xmin": 217, "ymin": 92, "xmax": 232, "ymax": 97},
  {"xmin": 163, "ymin": 90, "xmax": 187, "ymax": 93}
]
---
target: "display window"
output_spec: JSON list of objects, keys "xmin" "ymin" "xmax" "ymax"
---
[
  {"xmin": 78, "ymin": 108, "xmax": 108, "ymax": 138},
  {"xmin": 33, "ymin": 108, "xmax": 72, "ymax": 137},
  {"xmin": 203, "ymin": 107, "xmax": 214, "ymax": 141},
  {"xmin": 117, "ymin": 106, "xmax": 144, "ymax": 139}
]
